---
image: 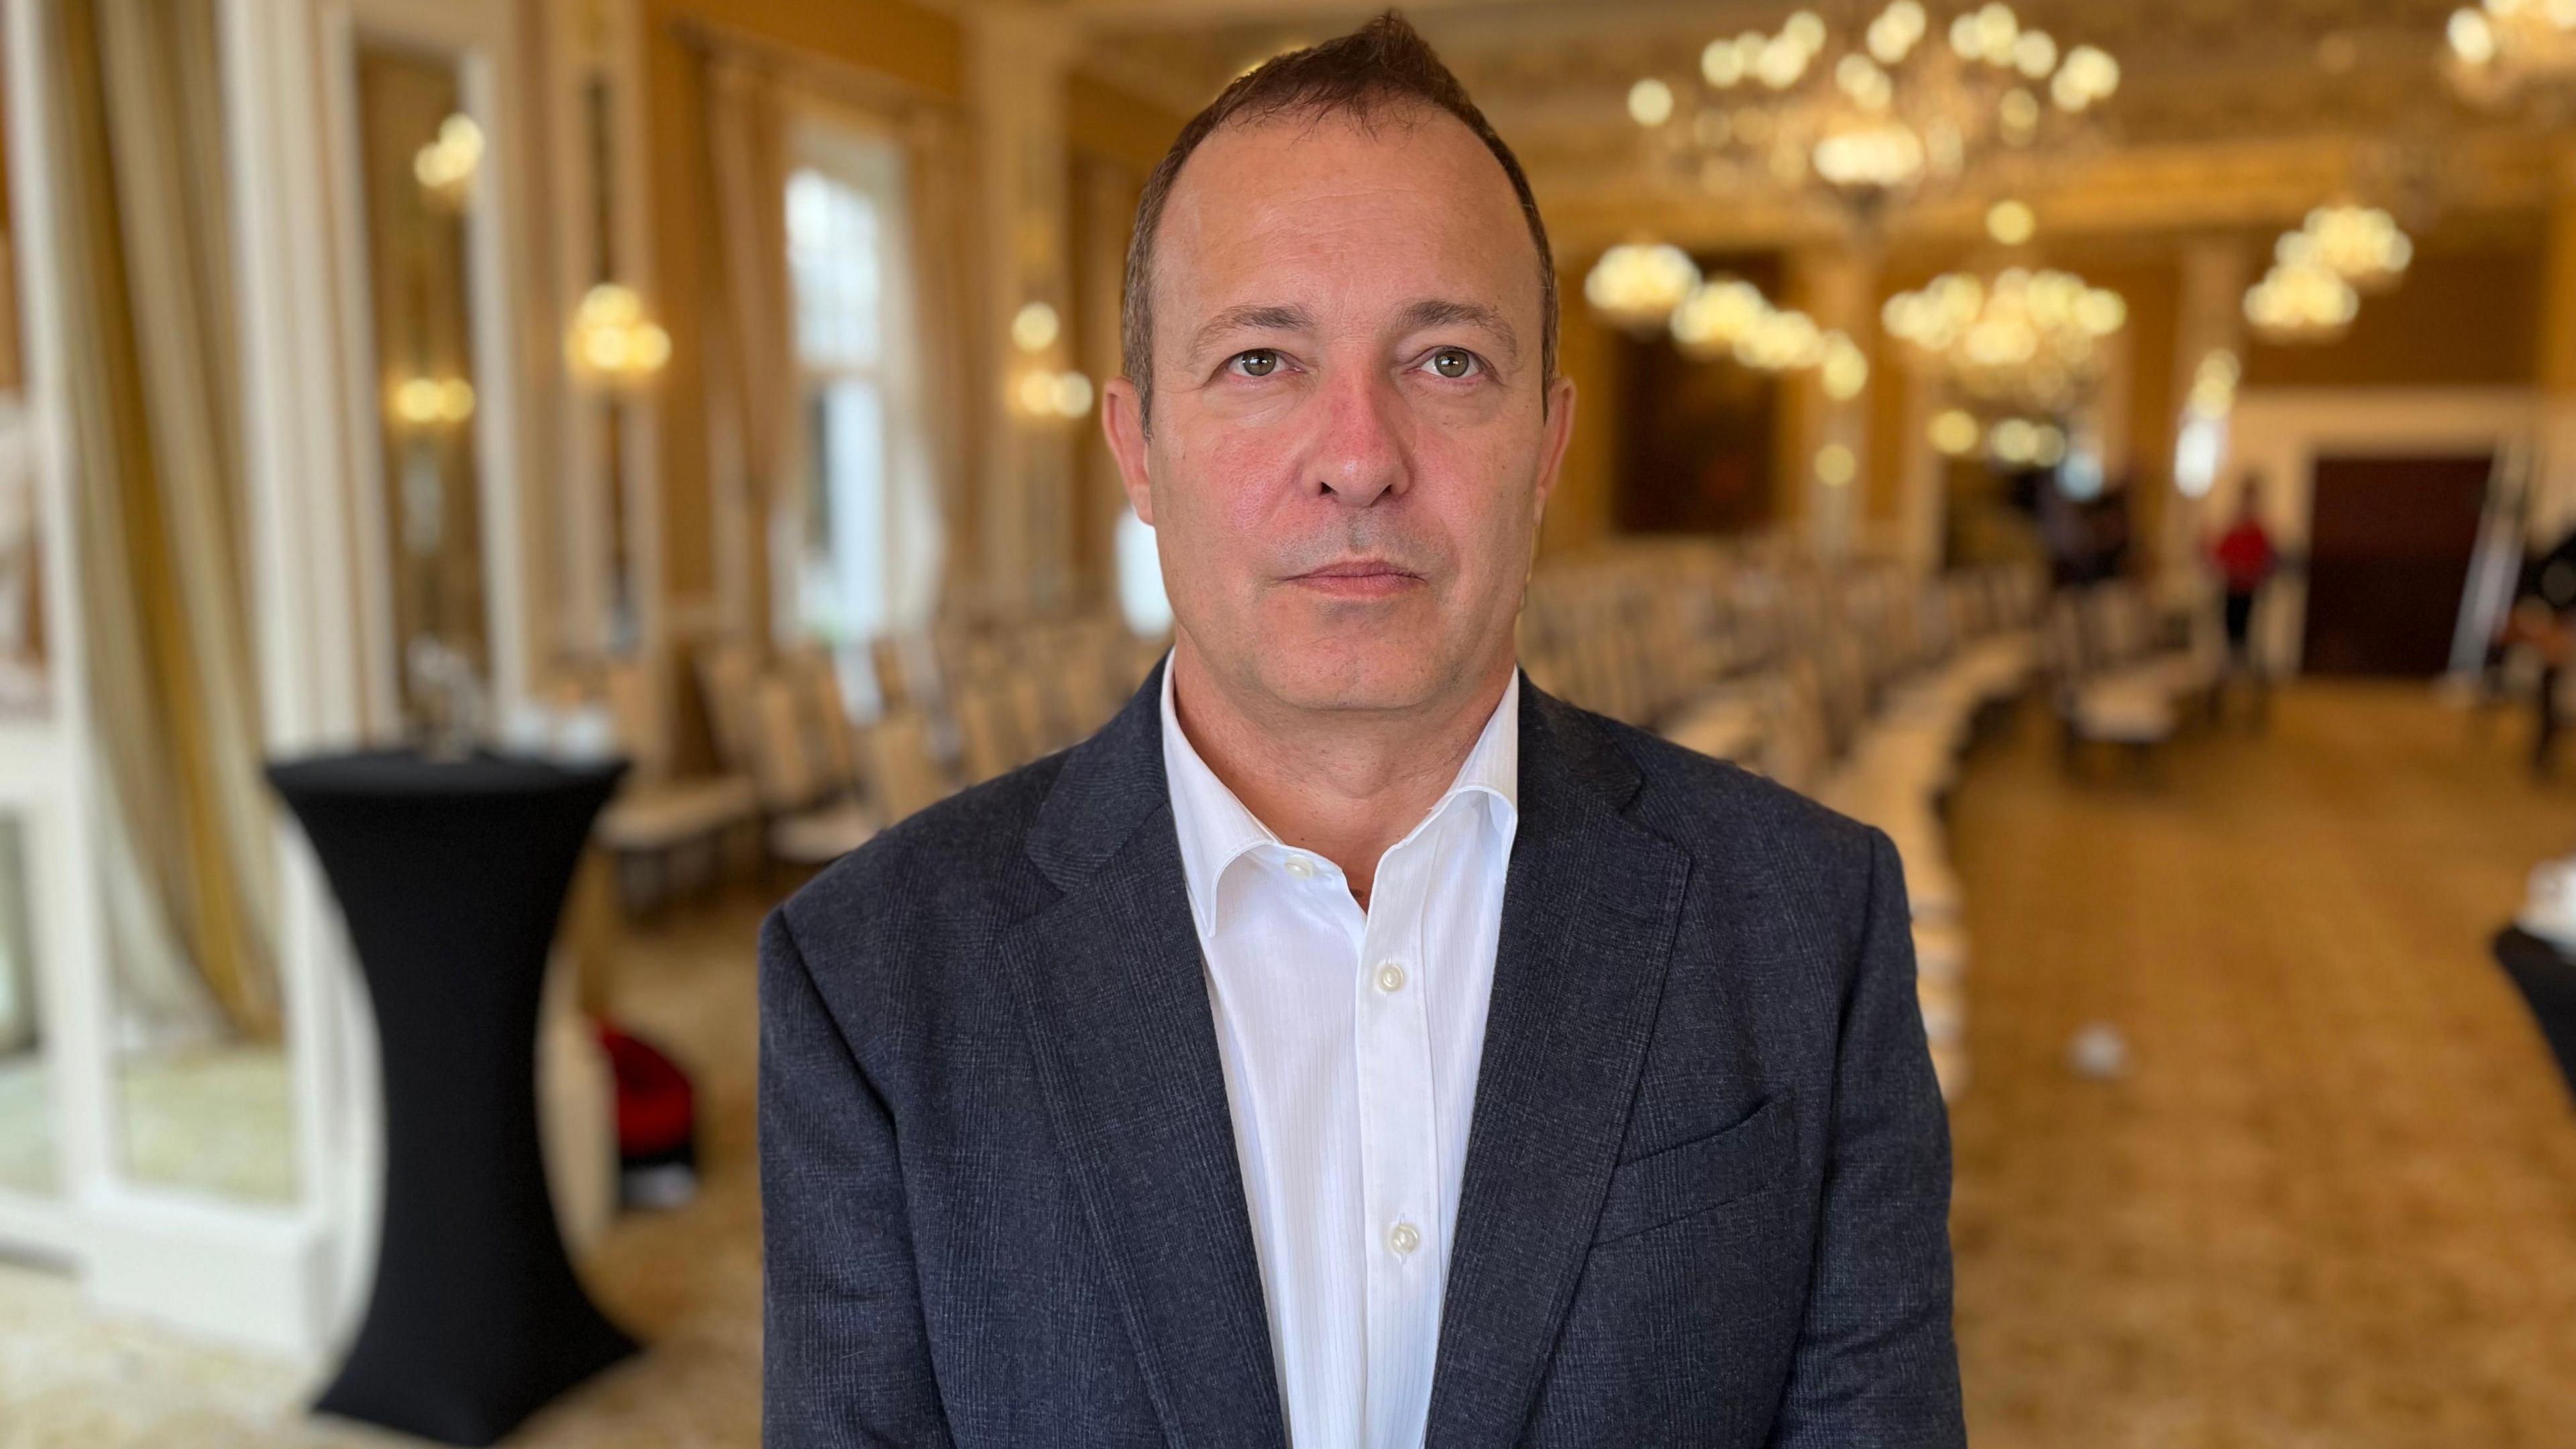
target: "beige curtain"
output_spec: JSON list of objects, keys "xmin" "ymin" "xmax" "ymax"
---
[
  {"xmin": 698, "ymin": 48, "xmax": 797, "ymax": 653},
  {"xmin": 49, "ymin": 0, "xmax": 278, "ymax": 1045},
  {"xmin": 892, "ymin": 103, "xmax": 973, "ymax": 631},
  {"xmin": 689, "ymin": 28, "xmax": 974, "ymax": 650}
]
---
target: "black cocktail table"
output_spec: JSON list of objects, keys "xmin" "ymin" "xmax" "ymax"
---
[
  {"xmin": 2496, "ymin": 925, "xmax": 2576, "ymax": 1106},
  {"xmin": 269, "ymin": 749, "xmax": 637, "ymax": 1446}
]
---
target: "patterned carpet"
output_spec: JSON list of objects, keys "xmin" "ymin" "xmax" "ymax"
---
[
  {"xmin": 7, "ymin": 681, "xmax": 2576, "ymax": 1446},
  {"xmin": 1948, "ymin": 682, "xmax": 2576, "ymax": 1448}
]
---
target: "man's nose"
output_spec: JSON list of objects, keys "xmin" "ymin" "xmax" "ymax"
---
[{"xmin": 1307, "ymin": 367, "xmax": 1408, "ymax": 508}]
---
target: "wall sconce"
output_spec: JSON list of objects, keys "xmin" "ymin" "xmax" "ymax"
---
[
  {"xmin": 413, "ymin": 113, "xmax": 484, "ymax": 211},
  {"xmin": 564, "ymin": 283, "xmax": 672, "ymax": 390},
  {"xmin": 386, "ymin": 373, "xmax": 476, "ymax": 431},
  {"xmin": 1008, "ymin": 299, "xmax": 1089, "ymax": 420},
  {"xmin": 1010, "ymin": 301, "xmax": 1061, "ymax": 354},
  {"xmin": 1014, "ymin": 368, "xmax": 1095, "ymax": 421}
]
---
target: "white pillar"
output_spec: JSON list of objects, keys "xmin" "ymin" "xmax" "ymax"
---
[{"xmin": 2164, "ymin": 235, "xmax": 2252, "ymax": 573}]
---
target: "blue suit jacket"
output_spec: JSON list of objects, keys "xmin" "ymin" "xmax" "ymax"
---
[{"xmin": 760, "ymin": 657, "xmax": 1964, "ymax": 1447}]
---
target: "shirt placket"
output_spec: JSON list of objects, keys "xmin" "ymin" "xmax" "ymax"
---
[{"xmin": 1351, "ymin": 808, "xmax": 1448, "ymax": 1449}]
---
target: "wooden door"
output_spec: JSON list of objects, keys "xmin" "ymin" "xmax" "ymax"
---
[{"xmin": 2301, "ymin": 454, "xmax": 2491, "ymax": 677}]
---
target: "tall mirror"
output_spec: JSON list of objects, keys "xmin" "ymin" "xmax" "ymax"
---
[{"xmin": 356, "ymin": 39, "xmax": 492, "ymax": 738}]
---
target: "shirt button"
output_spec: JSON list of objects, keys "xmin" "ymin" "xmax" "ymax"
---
[
  {"xmin": 1281, "ymin": 855, "xmax": 1316, "ymax": 879},
  {"xmin": 1387, "ymin": 1222, "xmax": 1421, "ymax": 1257},
  {"xmin": 1375, "ymin": 962, "xmax": 1407, "ymax": 994}
]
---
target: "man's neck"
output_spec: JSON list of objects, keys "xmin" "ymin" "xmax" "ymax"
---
[{"xmin": 1168, "ymin": 635, "xmax": 1512, "ymax": 909}]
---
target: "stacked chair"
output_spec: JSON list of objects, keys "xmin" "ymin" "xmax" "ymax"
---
[
  {"xmin": 2043, "ymin": 577, "xmax": 2224, "ymax": 771},
  {"xmin": 652, "ymin": 615, "xmax": 1165, "ymax": 896},
  {"xmin": 1521, "ymin": 540, "xmax": 2047, "ymax": 1101},
  {"xmin": 606, "ymin": 543, "xmax": 2088, "ymax": 1102}
]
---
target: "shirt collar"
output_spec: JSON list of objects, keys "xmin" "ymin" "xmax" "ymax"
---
[{"xmin": 1160, "ymin": 655, "xmax": 1520, "ymax": 939}]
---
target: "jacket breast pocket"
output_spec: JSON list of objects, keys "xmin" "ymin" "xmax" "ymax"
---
[{"xmin": 1591, "ymin": 1095, "xmax": 1796, "ymax": 1245}]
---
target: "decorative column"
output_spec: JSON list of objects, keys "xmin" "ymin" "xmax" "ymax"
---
[
  {"xmin": 1782, "ymin": 247, "xmax": 1874, "ymax": 559},
  {"xmin": 1892, "ymin": 347, "xmax": 1942, "ymax": 570},
  {"xmin": 2534, "ymin": 144, "xmax": 2576, "ymax": 549},
  {"xmin": 968, "ymin": 10, "xmax": 1078, "ymax": 623}
]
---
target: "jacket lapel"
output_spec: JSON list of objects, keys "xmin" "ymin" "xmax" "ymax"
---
[
  {"xmin": 1426, "ymin": 686, "xmax": 1694, "ymax": 1449},
  {"xmin": 998, "ymin": 657, "xmax": 1289, "ymax": 1449}
]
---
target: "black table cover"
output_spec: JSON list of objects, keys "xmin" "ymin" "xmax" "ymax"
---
[
  {"xmin": 269, "ymin": 749, "xmax": 637, "ymax": 1446},
  {"xmin": 2496, "ymin": 926, "xmax": 2576, "ymax": 1105}
]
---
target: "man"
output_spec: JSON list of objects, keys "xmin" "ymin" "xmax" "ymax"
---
[{"xmin": 760, "ymin": 14, "xmax": 1963, "ymax": 1448}]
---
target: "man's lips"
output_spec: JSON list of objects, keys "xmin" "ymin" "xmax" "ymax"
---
[{"xmin": 1285, "ymin": 560, "xmax": 1423, "ymax": 598}]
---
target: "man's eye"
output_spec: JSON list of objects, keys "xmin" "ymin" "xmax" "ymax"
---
[
  {"xmin": 1426, "ymin": 348, "xmax": 1480, "ymax": 380},
  {"xmin": 1230, "ymin": 350, "xmax": 1281, "ymax": 378}
]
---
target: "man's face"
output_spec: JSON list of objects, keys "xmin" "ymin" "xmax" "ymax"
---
[{"xmin": 1103, "ymin": 106, "xmax": 1575, "ymax": 718}]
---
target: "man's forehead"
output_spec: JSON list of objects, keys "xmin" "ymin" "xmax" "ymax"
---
[{"xmin": 1154, "ymin": 105, "xmax": 1538, "ymax": 312}]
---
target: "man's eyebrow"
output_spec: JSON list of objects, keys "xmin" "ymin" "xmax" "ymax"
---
[
  {"xmin": 1397, "ymin": 298, "xmax": 1520, "ymax": 367},
  {"xmin": 1190, "ymin": 303, "xmax": 1315, "ymax": 360}
]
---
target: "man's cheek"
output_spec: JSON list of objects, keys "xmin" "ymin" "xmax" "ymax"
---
[{"xmin": 1193, "ymin": 444, "xmax": 1294, "ymax": 533}]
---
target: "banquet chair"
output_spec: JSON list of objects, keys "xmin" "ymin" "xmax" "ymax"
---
[
  {"xmin": 748, "ymin": 674, "xmax": 878, "ymax": 871},
  {"xmin": 591, "ymin": 657, "xmax": 759, "ymax": 910}
]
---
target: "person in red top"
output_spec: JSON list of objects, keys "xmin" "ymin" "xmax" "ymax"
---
[{"xmin": 2210, "ymin": 486, "xmax": 2277, "ymax": 666}]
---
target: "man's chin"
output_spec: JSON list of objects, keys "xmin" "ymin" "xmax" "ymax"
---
[{"xmin": 1252, "ymin": 643, "xmax": 1450, "ymax": 716}]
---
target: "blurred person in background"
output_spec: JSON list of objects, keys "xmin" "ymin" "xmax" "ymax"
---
[
  {"xmin": 757, "ymin": 12, "xmax": 1962, "ymax": 1448},
  {"xmin": 2210, "ymin": 481, "xmax": 2279, "ymax": 718}
]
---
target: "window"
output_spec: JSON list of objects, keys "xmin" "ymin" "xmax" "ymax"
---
[{"xmin": 784, "ymin": 121, "xmax": 940, "ymax": 646}]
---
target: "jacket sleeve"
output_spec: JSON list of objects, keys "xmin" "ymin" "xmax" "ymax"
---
[
  {"xmin": 1767, "ymin": 828, "xmax": 1968, "ymax": 1448},
  {"xmin": 759, "ymin": 906, "xmax": 956, "ymax": 1448}
]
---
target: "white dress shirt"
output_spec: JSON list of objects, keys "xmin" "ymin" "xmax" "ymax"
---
[{"xmin": 1160, "ymin": 658, "xmax": 1521, "ymax": 1449}]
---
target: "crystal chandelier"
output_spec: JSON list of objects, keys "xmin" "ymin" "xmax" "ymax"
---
[
  {"xmin": 1580, "ymin": 248, "xmax": 1868, "ymax": 396},
  {"xmin": 1670, "ymin": 276, "xmax": 1871, "ymax": 396},
  {"xmin": 2445, "ymin": 0, "xmax": 2576, "ymax": 114},
  {"xmin": 1926, "ymin": 405, "xmax": 2070, "ymax": 469},
  {"xmin": 2283, "ymin": 205, "xmax": 2412, "ymax": 292},
  {"xmin": 1627, "ymin": 2, "xmax": 2121, "ymax": 229},
  {"xmin": 1882, "ymin": 266, "xmax": 2127, "ymax": 417},
  {"xmin": 1584, "ymin": 243, "xmax": 1703, "ymax": 333},
  {"xmin": 2241, "ymin": 205, "xmax": 2412, "ymax": 345}
]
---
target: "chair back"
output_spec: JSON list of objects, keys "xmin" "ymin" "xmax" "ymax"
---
[
  {"xmin": 783, "ymin": 649, "xmax": 864, "ymax": 796},
  {"xmin": 695, "ymin": 639, "xmax": 764, "ymax": 779},
  {"xmin": 749, "ymin": 675, "xmax": 824, "ymax": 813},
  {"xmin": 600, "ymin": 657, "xmax": 669, "ymax": 781},
  {"xmin": 863, "ymin": 709, "xmax": 950, "ymax": 825}
]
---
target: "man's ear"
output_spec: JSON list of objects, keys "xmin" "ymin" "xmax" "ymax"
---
[
  {"xmin": 1102, "ymin": 376, "xmax": 1156, "ymax": 526},
  {"xmin": 1531, "ymin": 374, "xmax": 1578, "ymax": 518}
]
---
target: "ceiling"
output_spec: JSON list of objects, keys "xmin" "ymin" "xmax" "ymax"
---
[{"xmin": 1032, "ymin": 0, "xmax": 2569, "ymax": 255}]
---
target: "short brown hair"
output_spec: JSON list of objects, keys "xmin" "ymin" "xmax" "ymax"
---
[{"xmin": 1119, "ymin": 11, "xmax": 1557, "ymax": 431}]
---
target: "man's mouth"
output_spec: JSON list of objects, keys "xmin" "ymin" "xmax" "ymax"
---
[{"xmin": 1287, "ymin": 558, "xmax": 1424, "ymax": 598}]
